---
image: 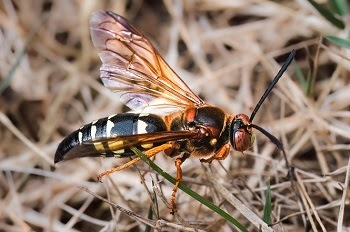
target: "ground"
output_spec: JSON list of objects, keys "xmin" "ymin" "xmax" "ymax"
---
[{"xmin": 0, "ymin": 0, "xmax": 349, "ymax": 231}]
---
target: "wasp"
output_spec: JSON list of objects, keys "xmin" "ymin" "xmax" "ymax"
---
[{"xmin": 55, "ymin": 11, "xmax": 295, "ymax": 213}]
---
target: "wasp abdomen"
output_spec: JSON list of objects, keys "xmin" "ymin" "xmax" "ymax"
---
[{"xmin": 54, "ymin": 113, "xmax": 166, "ymax": 163}]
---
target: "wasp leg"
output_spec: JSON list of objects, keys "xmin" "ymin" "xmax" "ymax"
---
[
  {"xmin": 200, "ymin": 144, "xmax": 230, "ymax": 163},
  {"xmin": 97, "ymin": 143, "xmax": 173, "ymax": 182},
  {"xmin": 170, "ymin": 153, "xmax": 190, "ymax": 214}
]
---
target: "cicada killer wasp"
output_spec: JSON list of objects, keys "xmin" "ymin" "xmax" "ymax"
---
[{"xmin": 55, "ymin": 11, "xmax": 295, "ymax": 214}]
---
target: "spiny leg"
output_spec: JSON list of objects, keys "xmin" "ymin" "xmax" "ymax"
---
[
  {"xmin": 200, "ymin": 144, "xmax": 230, "ymax": 163},
  {"xmin": 171, "ymin": 153, "xmax": 190, "ymax": 214},
  {"xmin": 98, "ymin": 143, "xmax": 173, "ymax": 182}
]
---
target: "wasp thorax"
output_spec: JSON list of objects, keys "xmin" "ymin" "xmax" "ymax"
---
[{"xmin": 230, "ymin": 114, "xmax": 254, "ymax": 152}]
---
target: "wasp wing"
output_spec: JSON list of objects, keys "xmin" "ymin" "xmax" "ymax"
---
[
  {"xmin": 55, "ymin": 130, "xmax": 198, "ymax": 162},
  {"xmin": 90, "ymin": 11, "xmax": 204, "ymax": 112}
]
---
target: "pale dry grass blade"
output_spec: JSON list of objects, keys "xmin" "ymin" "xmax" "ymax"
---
[
  {"xmin": 204, "ymin": 166, "xmax": 274, "ymax": 232},
  {"xmin": 0, "ymin": 112, "xmax": 53, "ymax": 165},
  {"xmin": 337, "ymin": 157, "xmax": 350, "ymax": 232}
]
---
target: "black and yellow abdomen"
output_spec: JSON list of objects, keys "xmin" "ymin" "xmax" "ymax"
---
[{"xmin": 54, "ymin": 113, "xmax": 167, "ymax": 163}]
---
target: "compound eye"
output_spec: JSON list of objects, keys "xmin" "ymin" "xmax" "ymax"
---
[
  {"xmin": 230, "ymin": 113, "xmax": 253, "ymax": 152},
  {"xmin": 234, "ymin": 130, "xmax": 253, "ymax": 152}
]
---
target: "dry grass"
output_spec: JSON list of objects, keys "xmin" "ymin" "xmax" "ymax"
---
[{"xmin": 0, "ymin": 0, "xmax": 349, "ymax": 231}]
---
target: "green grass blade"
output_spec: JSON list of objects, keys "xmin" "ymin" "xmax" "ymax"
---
[
  {"xmin": 325, "ymin": 35, "xmax": 350, "ymax": 49},
  {"xmin": 308, "ymin": 0, "xmax": 345, "ymax": 29},
  {"xmin": 145, "ymin": 192, "xmax": 157, "ymax": 232},
  {"xmin": 305, "ymin": 71, "xmax": 313, "ymax": 96},
  {"xmin": 263, "ymin": 180, "xmax": 272, "ymax": 225},
  {"xmin": 145, "ymin": 206, "xmax": 152, "ymax": 232},
  {"xmin": 328, "ymin": 0, "xmax": 348, "ymax": 16},
  {"xmin": 293, "ymin": 61, "xmax": 307, "ymax": 92},
  {"xmin": 130, "ymin": 147, "xmax": 248, "ymax": 232},
  {"xmin": 293, "ymin": 60, "xmax": 313, "ymax": 96}
]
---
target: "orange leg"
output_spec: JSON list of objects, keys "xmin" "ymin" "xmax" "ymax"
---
[
  {"xmin": 98, "ymin": 143, "xmax": 173, "ymax": 182},
  {"xmin": 170, "ymin": 154, "xmax": 189, "ymax": 214},
  {"xmin": 200, "ymin": 144, "xmax": 230, "ymax": 163}
]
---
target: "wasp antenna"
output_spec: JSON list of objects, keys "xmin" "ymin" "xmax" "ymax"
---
[
  {"xmin": 249, "ymin": 50, "xmax": 296, "ymax": 122},
  {"xmin": 250, "ymin": 124, "xmax": 283, "ymax": 151},
  {"xmin": 250, "ymin": 123, "xmax": 291, "ymax": 169}
]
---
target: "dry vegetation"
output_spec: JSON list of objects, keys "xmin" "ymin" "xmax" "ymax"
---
[{"xmin": 0, "ymin": 0, "xmax": 349, "ymax": 231}]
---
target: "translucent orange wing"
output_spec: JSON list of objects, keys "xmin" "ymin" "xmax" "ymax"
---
[{"xmin": 90, "ymin": 11, "xmax": 204, "ymax": 111}]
